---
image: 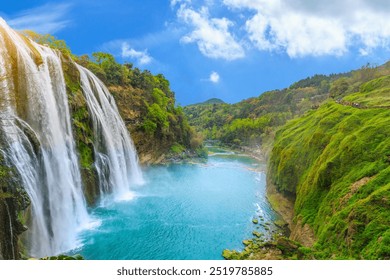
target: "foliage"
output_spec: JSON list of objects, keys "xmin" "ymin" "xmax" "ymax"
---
[
  {"xmin": 329, "ymin": 78, "xmax": 349, "ymax": 99},
  {"xmin": 289, "ymin": 73, "xmax": 346, "ymax": 92},
  {"xmin": 39, "ymin": 254, "xmax": 84, "ymax": 260},
  {"xmin": 169, "ymin": 143, "xmax": 184, "ymax": 154},
  {"xmin": 0, "ymin": 142, "xmax": 30, "ymax": 259},
  {"xmin": 191, "ymin": 98, "xmax": 226, "ymax": 106}
]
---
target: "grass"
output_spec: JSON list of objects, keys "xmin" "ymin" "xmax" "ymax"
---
[{"xmin": 267, "ymin": 75, "xmax": 390, "ymax": 259}]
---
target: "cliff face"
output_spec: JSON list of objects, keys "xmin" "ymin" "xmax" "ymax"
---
[{"xmin": 268, "ymin": 76, "xmax": 390, "ymax": 259}]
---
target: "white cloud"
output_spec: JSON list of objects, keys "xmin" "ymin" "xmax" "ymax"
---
[
  {"xmin": 176, "ymin": 4, "xmax": 245, "ymax": 60},
  {"xmin": 222, "ymin": 0, "xmax": 390, "ymax": 57},
  {"xmin": 8, "ymin": 3, "xmax": 72, "ymax": 34},
  {"xmin": 171, "ymin": 0, "xmax": 190, "ymax": 6},
  {"xmin": 209, "ymin": 71, "xmax": 220, "ymax": 83},
  {"xmin": 121, "ymin": 43, "xmax": 152, "ymax": 65}
]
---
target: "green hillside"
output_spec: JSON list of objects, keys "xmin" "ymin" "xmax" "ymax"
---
[
  {"xmin": 188, "ymin": 98, "xmax": 226, "ymax": 106},
  {"xmin": 268, "ymin": 80, "xmax": 390, "ymax": 259}
]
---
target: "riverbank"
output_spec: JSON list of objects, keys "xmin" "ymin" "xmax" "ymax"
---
[{"xmin": 139, "ymin": 148, "xmax": 208, "ymax": 165}]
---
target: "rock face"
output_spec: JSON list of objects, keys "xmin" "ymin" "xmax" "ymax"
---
[
  {"xmin": 289, "ymin": 218, "xmax": 316, "ymax": 247},
  {"xmin": 0, "ymin": 197, "xmax": 26, "ymax": 259},
  {"xmin": 0, "ymin": 149, "xmax": 29, "ymax": 259}
]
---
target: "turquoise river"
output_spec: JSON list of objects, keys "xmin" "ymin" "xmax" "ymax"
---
[{"xmin": 70, "ymin": 148, "xmax": 279, "ymax": 259}]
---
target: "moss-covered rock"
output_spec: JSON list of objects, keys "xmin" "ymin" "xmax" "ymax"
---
[
  {"xmin": 39, "ymin": 254, "xmax": 84, "ymax": 260},
  {"xmin": 242, "ymin": 239, "xmax": 252, "ymax": 246},
  {"xmin": 222, "ymin": 249, "xmax": 245, "ymax": 260},
  {"xmin": 0, "ymin": 144, "xmax": 29, "ymax": 259}
]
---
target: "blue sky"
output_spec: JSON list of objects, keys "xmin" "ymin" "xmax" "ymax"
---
[{"xmin": 1, "ymin": 0, "xmax": 390, "ymax": 105}]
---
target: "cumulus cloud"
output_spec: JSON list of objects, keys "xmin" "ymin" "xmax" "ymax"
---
[
  {"xmin": 121, "ymin": 43, "xmax": 152, "ymax": 65},
  {"xmin": 8, "ymin": 3, "xmax": 72, "ymax": 34},
  {"xmin": 223, "ymin": 0, "xmax": 390, "ymax": 57},
  {"xmin": 209, "ymin": 71, "xmax": 220, "ymax": 83},
  {"xmin": 176, "ymin": 4, "xmax": 245, "ymax": 60}
]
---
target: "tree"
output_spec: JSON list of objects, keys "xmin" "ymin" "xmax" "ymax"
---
[
  {"xmin": 92, "ymin": 52, "xmax": 123, "ymax": 85},
  {"xmin": 329, "ymin": 78, "xmax": 349, "ymax": 99}
]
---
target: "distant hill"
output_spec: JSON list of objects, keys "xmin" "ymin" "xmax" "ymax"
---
[
  {"xmin": 183, "ymin": 61, "xmax": 390, "ymax": 155},
  {"xmin": 189, "ymin": 98, "xmax": 226, "ymax": 106}
]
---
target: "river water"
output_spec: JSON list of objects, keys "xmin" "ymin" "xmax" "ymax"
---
[{"xmin": 70, "ymin": 148, "xmax": 278, "ymax": 259}]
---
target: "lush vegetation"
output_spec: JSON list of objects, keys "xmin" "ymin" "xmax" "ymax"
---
[
  {"xmin": 39, "ymin": 254, "xmax": 84, "ymax": 260},
  {"xmin": 268, "ymin": 80, "xmax": 390, "ymax": 259},
  {"xmin": 0, "ymin": 134, "xmax": 30, "ymax": 259},
  {"xmin": 190, "ymin": 98, "xmax": 226, "ymax": 106}
]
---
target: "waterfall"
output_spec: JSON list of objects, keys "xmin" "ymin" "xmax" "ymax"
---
[
  {"xmin": 77, "ymin": 65, "xmax": 144, "ymax": 198},
  {"xmin": 0, "ymin": 18, "xmax": 89, "ymax": 257},
  {"xmin": 0, "ymin": 18, "xmax": 142, "ymax": 258}
]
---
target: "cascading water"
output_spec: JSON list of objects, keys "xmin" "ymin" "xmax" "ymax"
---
[
  {"xmin": 0, "ymin": 18, "xmax": 142, "ymax": 258},
  {"xmin": 76, "ymin": 65, "xmax": 144, "ymax": 198},
  {"xmin": 0, "ymin": 18, "xmax": 89, "ymax": 257}
]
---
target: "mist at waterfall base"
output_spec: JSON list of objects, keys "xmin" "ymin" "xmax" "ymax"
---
[{"xmin": 70, "ymin": 152, "xmax": 278, "ymax": 260}]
